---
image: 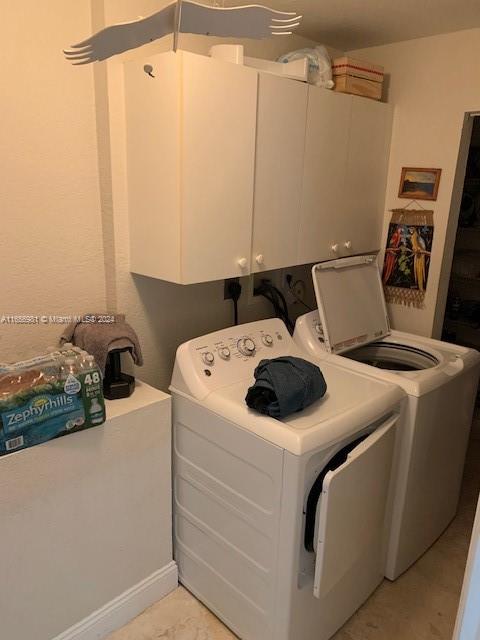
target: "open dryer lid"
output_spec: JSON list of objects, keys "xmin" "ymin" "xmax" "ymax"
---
[{"xmin": 312, "ymin": 255, "xmax": 391, "ymax": 355}]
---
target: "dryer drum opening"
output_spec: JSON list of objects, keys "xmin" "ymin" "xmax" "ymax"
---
[{"xmin": 345, "ymin": 342, "xmax": 439, "ymax": 371}]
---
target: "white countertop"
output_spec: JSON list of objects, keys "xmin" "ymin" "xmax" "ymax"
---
[{"xmin": 105, "ymin": 380, "xmax": 170, "ymax": 421}]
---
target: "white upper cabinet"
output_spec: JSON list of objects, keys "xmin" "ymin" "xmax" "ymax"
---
[
  {"xmin": 298, "ymin": 88, "xmax": 392, "ymax": 265},
  {"xmin": 344, "ymin": 96, "xmax": 392, "ymax": 255},
  {"xmin": 251, "ymin": 74, "xmax": 308, "ymax": 273},
  {"xmin": 125, "ymin": 51, "xmax": 258, "ymax": 284},
  {"xmin": 297, "ymin": 87, "xmax": 352, "ymax": 265},
  {"xmin": 181, "ymin": 53, "xmax": 258, "ymax": 283},
  {"xmin": 125, "ymin": 51, "xmax": 392, "ymax": 284}
]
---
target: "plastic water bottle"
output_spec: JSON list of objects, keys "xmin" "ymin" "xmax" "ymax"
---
[
  {"xmin": 89, "ymin": 397, "xmax": 104, "ymax": 425},
  {"xmin": 45, "ymin": 346, "xmax": 64, "ymax": 361},
  {"xmin": 83, "ymin": 356, "xmax": 105, "ymax": 425},
  {"xmin": 61, "ymin": 343, "xmax": 77, "ymax": 358},
  {"xmin": 60, "ymin": 357, "xmax": 77, "ymax": 378},
  {"xmin": 75, "ymin": 351, "xmax": 89, "ymax": 372},
  {"xmin": 60, "ymin": 358, "xmax": 82, "ymax": 395},
  {"xmin": 84, "ymin": 355, "xmax": 98, "ymax": 372},
  {"xmin": 40, "ymin": 347, "xmax": 63, "ymax": 379},
  {"xmin": 73, "ymin": 354, "xmax": 105, "ymax": 426}
]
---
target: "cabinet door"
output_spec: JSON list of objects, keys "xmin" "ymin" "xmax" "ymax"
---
[
  {"xmin": 125, "ymin": 52, "xmax": 182, "ymax": 282},
  {"xmin": 181, "ymin": 52, "xmax": 258, "ymax": 284},
  {"xmin": 297, "ymin": 88, "xmax": 352, "ymax": 265},
  {"xmin": 343, "ymin": 97, "xmax": 392, "ymax": 256},
  {"xmin": 251, "ymin": 74, "xmax": 308, "ymax": 273}
]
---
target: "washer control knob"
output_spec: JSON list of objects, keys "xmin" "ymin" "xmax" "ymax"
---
[
  {"xmin": 237, "ymin": 337, "xmax": 256, "ymax": 356},
  {"xmin": 331, "ymin": 243, "xmax": 339, "ymax": 253},
  {"xmin": 218, "ymin": 347, "xmax": 231, "ymax": 360},
  {"xmin": 344, "ymin": 240, "xmax": 352, "ymax": 249},
  {"xmin": 255, "ymin": 254, "xmax": 265, "ymax": 265},
  {"xmin": 237, "ymin": 257, "xmax": 247, "ymax": 269},
  {"xmin": 262, "ymin": 334, "xmax": 274, "ymax": 346},
  {"xmin": 202, "ymin": 351, "xmax": 215, "ymax": 365}
]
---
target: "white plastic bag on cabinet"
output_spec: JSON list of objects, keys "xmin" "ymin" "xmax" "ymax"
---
[{"xmin": 277, "ymin": 45, "xmax": 334, "ymax": 88}]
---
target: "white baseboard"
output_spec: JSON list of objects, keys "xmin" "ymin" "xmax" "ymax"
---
[{"xmin": 53, "ymin": 562, "xmax": 178, "ymax": 640}]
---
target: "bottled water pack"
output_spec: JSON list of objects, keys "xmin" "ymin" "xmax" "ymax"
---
[{"xmin": 0, "ymin": 345, "xmax": 106, "ymax": 455}]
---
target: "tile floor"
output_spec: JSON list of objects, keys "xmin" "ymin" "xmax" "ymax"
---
[{"xmin": 107, "ymin": 438, "xmax": 480, "ymax": 640}]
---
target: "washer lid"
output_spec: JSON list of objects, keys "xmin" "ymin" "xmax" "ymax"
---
[{"xmin": 312, "ymin": 255, "xmax": 391, "ymax": 355}]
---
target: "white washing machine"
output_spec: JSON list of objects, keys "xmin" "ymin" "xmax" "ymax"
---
[
  {"xmin": 170, "ymin": 318, "xmax": 406, "ymax": 640},
  {"xmin": 293, "ymin": 254, "xmax": 480, "ymax": 580}
]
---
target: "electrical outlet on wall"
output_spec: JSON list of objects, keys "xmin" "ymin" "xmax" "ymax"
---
[
  {"xmin": 280, "ymin": 269, "xmax": 296, "ymax": 303},
  {"xmin": 247, "ymin": 270, "xmax": 282, "ymax": 305},
  {"xmin": 243, "ymin": 268, "xmax": 311, "ymax": 307},
  {"xmin": 291, "ymin": 278, "xmax": 307, "ymax": 302},
  {"xmin": 224, "ymin": 277, "xmax": 240, "ymax": 300},
  {"xmin": 280, "ymin": 268, "xmax": 308, "ymax": 304}
]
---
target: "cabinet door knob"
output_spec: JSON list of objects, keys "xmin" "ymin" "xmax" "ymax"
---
[
  {"xmin": 331, "ymin": 244, "xmax": 339, "ymax": 253},
  {"xmin": 344, "ymin": 240, "xmax": 352, "ymax": 249},
  {"xmin": 238, "ymin": 258, "xmax": 248, "ymax": 269},
  {"xmin": 255, "ymin": 254, "xmax": 264, "ymax": 265}
]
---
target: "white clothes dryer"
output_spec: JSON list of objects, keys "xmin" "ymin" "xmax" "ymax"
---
[
  {"xmin": 293, "ymin": 254, "xmax": 480, "ymax": 580},
  {"xmin": 170, "ymin": 318, "xmax": 405, "ymax": 640}
]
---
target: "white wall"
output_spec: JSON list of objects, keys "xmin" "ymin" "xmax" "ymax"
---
[
  {"xmin": 0, "ymin": 0, "xmax": 319, "ymax": 388},
  {"xmin": 0, "ymin": 384, "xmax": 175, "ymax": 640},
  {"xmin": 0, "ymin": 1, "xmax": 107, "ymax": 360},
  {"xmin": 349, "ymin": 29, "xmax": 480, "ymax": 338},
  {"xmin": 100, "ymin": 0, "xmax": 320, "ymax": 390}
]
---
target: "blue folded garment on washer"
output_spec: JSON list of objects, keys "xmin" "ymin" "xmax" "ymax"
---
[{"xmin": 245, "ymin": 356, "xmax": 327, "ymax": 419}]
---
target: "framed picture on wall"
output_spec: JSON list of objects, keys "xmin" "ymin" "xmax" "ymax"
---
[{"xmin": 398, "ymin": 167, "xmax": 442, "ymax": 201}]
